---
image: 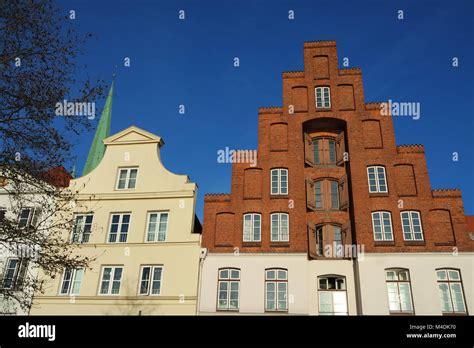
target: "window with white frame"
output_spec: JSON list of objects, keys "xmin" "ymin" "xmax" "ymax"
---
[
  {"xmin": 243, "ymin": 213, "xmax": 261, "ymax": 242},
  {"xmin": 265, "ymin": 269, "xmax": 288, "ymax": 311},
  {"xmin": 217, "ymin": 268, "xmax": 240, "ymax": 310},
  {"xmin": 108, "ymin": 213, "xmax": 130, "ymax": 243},
  {"xmin": 436, "ymin": 269, "xmax": 467, "ymax": 314},
  {"xmin": 139, "ymin": 266, "xmax": 163, "ymax": 295},
  {"xmin": 116, "ymin": 168, "xmax": 138, "ymax": 189},
  {"xmin": 270, "ymin": 168, "xmax": 288, "ymax": 195},
  {"xmin": 367, "ymin": 166, "xmax": 387, "ymax": 193},
  {"xmin": 318, "ymin": 276, "xmax": 348, "ymax": 315},
  {"xmin": 372, "ymin": 211, "xmax": 394, "ymax": 241},
  {"xmin": 1, "ymin": 258, "xmax": 27, "ymax": 290},
  {"xmin": 315, "ymin": 86, "xmax": 331, "ymax": 109},
  {"xmin": 71, "ymin": 214, "xmax": 94, "ymax": 243},
  {"xmin": 385, "ymin": 269, "xmax": 414, "ymax": 314},
  {"xmin": 60, "ymin": 268, "xmax": 84, "ymax": 295},
  {"xmin": 270, "ymin": 213, "xmax": 289, "ymax": 242},
  {"xmin": 99, "ymin": 266, "xmax": 123, "ymax": 295},
  {"xmin": 401, "ymin": 211, "xmax": 424, "ymax": 241},
  {"xmin": 146, "ymin": 212, "xmax": 169, "ymax": 242},
  {"xmin": 18, "ymin": 207, "xmax": 41, "ymax": 228}
]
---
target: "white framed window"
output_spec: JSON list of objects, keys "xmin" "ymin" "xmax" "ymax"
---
[
  {"xmin": 401, "ymin": 211, "xmax": 424, "ymax": 241},
  {"xmin": 1, "ymin": 258, "xmax": 27, "ymax": 290},
  {"xmin": 146, "ymin": 212, "xmax": 169, "ymax": 242},
  {"xmin": 372, "ymin": 211, "xmax": 394, "ymax": 241},
  {"xmin": 315, "ymin": 86, "xmax": 331, "ymax": 109},
  {"xmin": 59, "ymin": 268, "xmax": 84, "ymax": 295},
  {"xmin": 18, "ymin": 207, "xmax": 41, "ymax": 228},
  {"xmin": 71, "ymin": 214, "xmax": 94, "ymax": 243},
  {"xmin": 265, "ymin": 269, "xmax": 288, "ymax": 311},
  {"xmin": 385, "ymin": 269, "xmax": 414, "ymax": 313},
  {"xmin": 116, "ymin": 168, "xmax": 138, "ymax": 190},
  {"xmin": 270, "ymin": 213, "xmax": 289, "ymax": 242},
  {"xmin": 99, "ymin": 266, "xmax": 123, "ymax": 295},
  {"xmin": 270, "ymin": 168, "xmax": 288, "ymax": 195},
  {"xmin": 243, "ymin": 213, "xmax": 261, "ymax": 242},
  {"xmin": 367, "ymin": 166, "xmax": 387, "ymax": 193},
  {"xmin": 139, "ymin": 266, "xmax": 163, "ymax": 295},
  {"xmin": 318, "ymin": 276, "xmax": 348, "ymax": 315},
  {"xmin": 436, "ymin": 269, "xmax": 467, "ymax": 314},
  {"xmin": 217, "ymin": 268, "xmax": 240, "ymax": 310},
  {"xmin": 108, "ymin": 213, "xmax": 131, "ymax": 243}
]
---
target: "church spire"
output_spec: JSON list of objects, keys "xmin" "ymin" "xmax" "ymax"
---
[{"xmin": 82, "ymin": 78, "xmax": 114, "ymax": 176}]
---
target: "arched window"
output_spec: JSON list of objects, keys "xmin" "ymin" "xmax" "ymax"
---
[
  {"xmin": 265, "ymin": 269, "xmax": 288, "ymax": 312},
  {"xmin": 217, "ymin": 268, "xmax": 240, "ymax": 311},
  {"xmin": 318, "ymin": 275, "xmax": 347, "ymax": 315},
  {"xmin": 385, "ymin": 268, "xmax": 414, "ymax": 314},
  {"xmin": 436, "ymin": 269, "xmax": 467, "ymax": 314}
]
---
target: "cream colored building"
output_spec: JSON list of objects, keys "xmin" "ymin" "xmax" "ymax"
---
[{"xmin": 31, "ymin": 126, "xmax": 201, "ymax": 315}]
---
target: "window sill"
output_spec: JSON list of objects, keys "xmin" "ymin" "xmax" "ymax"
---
[
  {"xmin": 270, "ymin": 242, "xmax": 290, "ymax": 247},
  {"xmin": 368, "ymin": 193, "xmax": 389, "ymax": 197},
  {"xmin": 403, "ymin": 241, "xmax": 425, "ymax": 246},
  {"xmin": 389, "ymin": 312, "xmax": 414, "ymax": 316},
  {"xmin": 373, "ymin": 241, "xmax": 395, "ymax": 246},
  {"xmin": 270, "ymin": 195, "xmax": 289, "ymax": 199},
  {"xmin": 442, "ymin": 312, "xmax": 467, "ymax": 316},
  {"xmin": 242, "ymin": 242, "xmax": 261, "ymax": 247},
  {"xmin": 434, "ymin": 241, "xmax": 455, "ymax": 246}
]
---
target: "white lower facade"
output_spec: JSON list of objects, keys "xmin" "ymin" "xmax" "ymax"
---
[
  {"xmin": 198, "ymin": 253, "xmax": 357, "ymax": 315},
  {"xmin": 357, "ymin": 252, "xmax": 473, "ymax": 315}
]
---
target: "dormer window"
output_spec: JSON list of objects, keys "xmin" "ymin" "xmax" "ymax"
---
[
  {"xmin": 315, "ymin": 86, "xmax": 331, "ymax": 109},
  {"xmin": 116, "ymin": 168, "xmax": 138, "ymax": 190}
]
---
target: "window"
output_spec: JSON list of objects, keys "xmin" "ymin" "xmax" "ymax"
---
[
  {"xmin": 265, "ymin": 269, "xmax": 288, "ymax": 311},
  {"xmin": 318, "ymin": 276, "xmax": 348, "ymax": 315},
  {"xmin": 367, "ymin": 166, "xmax": 387, "ymax": 193},
  {"xmin": 60, "ymin": 268, "xmax": 84, "ymax": 295},
  {"xmin": 108, "ymin": 213, "xmax": 130, "ymax": 243},
  {"xmin": 313, "ymin": 138, "xmax": 336, "ymax": 165},
  {"xmin": 116, "ymin": 168, "xmax": 138, "ymax": 189},
  {"xmin": 385, "ymin": 269, "xmax": 414, "ymax": 314},
  {"xmin": 436, "ymin": 269, "xmax": 467, "ymax": 314},
  {"xmin": 372, "ymin": 212, "xmax": 394, "ymax": 241},
  {"xmin": 270, "ymin": 213, "xmax": 289, "ymax": 242},
  {"xmin": 71, "ymin": 214, "xmax": 94, "ymax": 243},
  {"xmin": 270, "ymin": 168, "xmax": 288, "ymax": 195},
  {"xmin": 217, "ymin": 268, "xmax": 240, "ymax": 310},
  {"xmin": 315, "ymin": 86, "xmax": 331, "ymax": 109},
  {"xmin": 401, "ymin": 211, "xmax": 423, "ymax": 241},
  {"xmin": 139, "ymin": 266, "xmax": 163, "ymax": 295},
  {"xmin": 1, "ymin": 258, "xmax": 27, "ymax": 290},
  {"xmin": 243, "ymin": 213, "xmax": 261, "ymax": 242},
  {"xmin": 146, "ymin": 212, "xmax": 168, "ymax": 242},
  {"xmin": 18, "ymin": 207, "xmax": 41, "ymax": 228},
  {"xmin": 99, "ymin": 266, "xmax": 123, "ymax": 295},
  {"xmin": 314, "ymin": 180, "xmax": 339, "ymax": 210},
  {"xmin": 316, "ymin": 225, "xmax": 343, "ymax": 257}
]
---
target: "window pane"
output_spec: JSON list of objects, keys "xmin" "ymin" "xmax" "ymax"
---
[
  {"xmin": 328, "ymin": 140, "xmax": 336, "ymax": 164},
  {"xmin": 399, "ymin": 283, "xmax": 413, "ymax": 311},
  {"xmin": 333, "ymin": 292, "xmax": 347, "ymax": 314},
  {"xmin": 219, "ymin": 269, "xmax": 229, "ymax": 279},
  {"xmin": 436, "ymin": 270, "xmax": 447, "ymax": 281},
  {"xmin": 128, "ymin": 169, "xmax": 138, "ymax": 188},
  {"xmin": 266, "ymin": 270, "xmax": 276, "ymax": 280},
  {"xmin": 71, "ymin": 269, "xmax": 84, "ymax": 295},
  {"xmin": 387, "ymin": 283, "xmax": 400, "ymax": 311},
  {"xmin": 315, "ymin": 181, "xmax": 322, "ymax": 208},
  {"xmin": 448, "ymin": 270, "xmax": 460, "ymax": 281},
  {"xmin": 450, "ymin": 283, "xmax": 466, "ymax": 312},
  {"xmin": 319, "ymin": 292, "xmax": 333, "ymax": 313},
  {"xmin": 230, "ymin": 270, "xmax": 240, "ymax": 279},
  {"xmin": 313, "ymin": 140, "xmax": 320, "ymax": 164},
  {"xmin": 438, "ymin": 284, "xmax": 453, "ymax": 312},
  {"xmin": 277, "ymin": 270, "xmax": 287, "ymax": 280},
  {"xmin": 330, "ymin": 181, "xmax": 339, "ymax": 209},
  {"xmin": 140, "ymin": 267, "xmax": 151, "ymax": 294}
]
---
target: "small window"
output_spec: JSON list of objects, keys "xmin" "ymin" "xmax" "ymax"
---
[
  {"xmin": 99, "ymin": 266, "xmax": 123, "ymax": 295},
  {"xmin": 217, "ymin": 268, "xmax": 240, "ymax": 310},
  {"xmin": 60, "ymin": 268, "xmax": 84, "ymax": 295},
  {"xmin": 270, "ymin": 213, "xmax": 289, "ymax": 242},
  {"xmin": 1, "ymin": 258, "xmax": 28, "ymax": 290},
  {"xmin": 146, "ymin": 212, "xmax": 169, "ymax": 242},
  {"xmin": 385, "ymin": 269, "xmax": 414, "ymax": 314},
  {"xmin": 116, "ymin": 168, "xmax": 138, "ymax": 190},
  {"xmin": 243, "ymin": 213, "xmax": 261, "ymax": 242},
  {"xmin": 401, "ymin": 211, "xmax": 424, "ymax": 241},
  {"xmin": 315, "ymin": 86, "xmax": 331, "ymax": 109},
  {"xmin": 372, "ymin": 212, "xmax": 394, "ymax": 241},
  {"xmin": 270, "ymin": 168, "xmax": 288, "ymax": 195},
  {"xmin": 318, "ymin": 276, "xmax": 348, "ymax": 315},
  {"xmin": 436, "ymin": 269, "xmax": 467, "ymax": 314},
  {"xmin": 315, "ymin": 225, "xmax": 343, "ymax": 258},
  {"xmin": 108, "ymin": 213, "xmax": 131, "ymax": 243},
  {"xmin": 18, "ymin": 207, "xmax": 41, "ymax": 229},
  {"xmin": 314, "ymin": 180, "xmax": 340, "ymax": 210},
  {"xmin": 367, "ymin": 166, "xmax": 388, "ymax": 193},
  {"xmin": 265, "ymin": 269, "xmax": 288, "ymax": 311},
  {"xmin": 71, "ymin": 214, "xmax": 94, "ymax": 243},
  {"xmin": 139, "ymin": 266, "xmax": 163, "ymax": 295}
]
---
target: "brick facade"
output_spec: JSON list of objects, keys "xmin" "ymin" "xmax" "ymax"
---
[{"xmin": 202, "ymin": 40, "xmax": 473, "ymax": 256}]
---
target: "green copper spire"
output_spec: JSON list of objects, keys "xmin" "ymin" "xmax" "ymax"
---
[{"xmin": 82, "ymin": 79, "xmax": 114, "ymax": 176}]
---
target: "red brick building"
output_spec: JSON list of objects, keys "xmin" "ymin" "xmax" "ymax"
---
[{"xmin": 198, "ymin": 41, "xmax": 473, "ymax": 316}]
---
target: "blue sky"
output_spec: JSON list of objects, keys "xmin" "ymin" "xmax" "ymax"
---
[{"xmin": 60, "ymin": 0, "xmax": 474, "ymax": 217}]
